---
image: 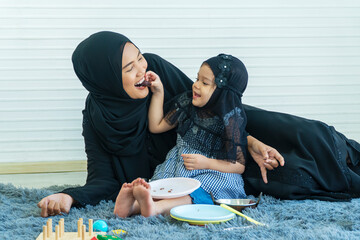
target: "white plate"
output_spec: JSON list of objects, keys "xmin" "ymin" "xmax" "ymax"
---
[
  {"xmin": 170, "ymin": 204, "xmax": 235, "ymax": 225},
  {"xmin": 149, "ymin": 177, "xmax": 201, "ymax": 199}
]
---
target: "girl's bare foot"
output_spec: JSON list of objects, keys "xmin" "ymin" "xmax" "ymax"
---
[
  {"xmin": 114, "ymin": 182, "xmax": 135, "ymax": 218},
  {"xmin": 133, "ymin": 179, "xmax": 156, "ymax": 217}
]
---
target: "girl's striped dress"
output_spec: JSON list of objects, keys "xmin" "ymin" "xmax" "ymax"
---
[{"xmin": 151, "ymin": 93, "xmax": 246, "ymax": 200}]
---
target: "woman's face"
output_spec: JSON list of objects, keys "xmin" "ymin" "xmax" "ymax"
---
[
  {"xmin": 122, "ymin": 42, "xmax": 149, "ymax": 99},
  {"xmin": 192, "ymin": 63, "xmax": 217, "ymax": 107}
]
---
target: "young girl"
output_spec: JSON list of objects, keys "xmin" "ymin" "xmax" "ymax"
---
[{"xmin": 114, "ymin": 54, "xmax": 249, "ymax": 218}]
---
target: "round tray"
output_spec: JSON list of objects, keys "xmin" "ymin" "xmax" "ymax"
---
[{"xmin": 170, "ymin": 204, "xmax": 235, "ymax": 225}]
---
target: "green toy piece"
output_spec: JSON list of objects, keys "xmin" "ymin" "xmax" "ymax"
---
[{"xmin": 97, "ymin": 234, "xmax": 123, "ymax": 240}]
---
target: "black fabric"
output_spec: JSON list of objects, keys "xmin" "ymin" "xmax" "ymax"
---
[
  {"xmin": 243, "ymin": 104, "xmax": 360, "ymax": 201},
  {"xmin": 203, "ymin": 54, "xmax": 248, "ymax": 163},
  {"xmin": 62, "ymin": 31, "xmax": 193, "ymax": 206}
]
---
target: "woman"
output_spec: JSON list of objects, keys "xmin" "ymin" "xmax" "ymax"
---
[{"xmin": 37, "ymin": 31, "xmax": 359, "ymax": 217}]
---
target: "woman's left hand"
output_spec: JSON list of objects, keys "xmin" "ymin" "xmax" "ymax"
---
[
  {"xmin": 182, "ymin": 154, "xmax": 209, "ymax": 170},
  {"xmin": 247, "ymin": 136, "xmax": 285, "ymax": 184}
]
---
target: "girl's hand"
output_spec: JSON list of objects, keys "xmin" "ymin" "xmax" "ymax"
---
[
  {"xmin": 182, "ymin": 154, "xmax": 209, "ymax": 170},
  {"xmin": 247, "ymin": 136, "xmax": 285, "ymax": 184},
  {"xmin": 146, "ymin": 71, "xmax": 163, "ymax": 94}
]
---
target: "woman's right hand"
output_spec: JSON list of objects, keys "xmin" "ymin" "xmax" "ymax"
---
[{"xmin": 37, "ymin": 193, "xmax": 74, "ymax": 217}]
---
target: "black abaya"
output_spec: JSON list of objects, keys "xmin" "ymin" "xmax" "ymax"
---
[{"xmin": 243, "ymin": 105, "xmax": 360, "ymax": 201}]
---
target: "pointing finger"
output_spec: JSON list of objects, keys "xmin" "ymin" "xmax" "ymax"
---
[{"xmin": 260, "ymin": 167, "xmax": 268, "ymax": 184}]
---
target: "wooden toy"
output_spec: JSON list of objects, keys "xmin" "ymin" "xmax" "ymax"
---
[{"xmin": 36, "ymin": 218, "xmax": 106, "ymax": 240}]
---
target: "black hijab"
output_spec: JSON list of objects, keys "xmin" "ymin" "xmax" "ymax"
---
[
  {"xmin": 204, "ymin": 54, "xmax": 249, "ymax": 162},
  {"xmin": 72, "ymin": 31, "xmax": 148, "ymax": 157},
  {"xmin": 203, "ymin": 54, "xmax": 248, "ymax": 119}
]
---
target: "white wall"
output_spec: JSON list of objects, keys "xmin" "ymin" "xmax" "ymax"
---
[{"xmin": 1, "ymin": 0, "xmax": 359, "ymax": 163}]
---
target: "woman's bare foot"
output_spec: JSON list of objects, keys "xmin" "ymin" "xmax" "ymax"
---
[
  {"xmin": 114, "ymin": 182, "xmax": 135, "ymax": 218},
  {"xmin": 133, "ymin": 179, "xmax": 156, "ymax": 217}
]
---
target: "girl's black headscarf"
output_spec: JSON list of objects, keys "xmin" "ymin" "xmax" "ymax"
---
[
  {"xmin": 72, "ymin": 31, "xmax": 148, "ymax": 157},
  {"xmin": 203, "ymin": 54, "xmax": 248, "ymax": 119},
  {"xmin": 204, "ymin": 54, "xmax": 248, "ymax": 163}
]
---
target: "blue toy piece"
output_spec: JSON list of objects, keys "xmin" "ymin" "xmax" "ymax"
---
[{"xmin": 93, "ymin": 220, "xmax": 108, "ymax": 232}]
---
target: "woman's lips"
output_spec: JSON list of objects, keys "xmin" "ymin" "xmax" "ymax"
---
[
  {"xmin": 134, "ymin": 79, "xmax": 151, "ymax": 87},
  {"xmin": 138, "ymin": 81, "xmax": 151, "ymax": 87}
]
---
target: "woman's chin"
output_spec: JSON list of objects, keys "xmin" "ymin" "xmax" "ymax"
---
[{"xmin": 133, "ymin": 86, "xmax": 149, "ymax": 99}]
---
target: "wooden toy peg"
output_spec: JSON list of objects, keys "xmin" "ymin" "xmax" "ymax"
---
[
  {"xmin": 82, "ymin": 224, "xmax": 86, "ymax": 240},
  {"xmin": 77, "ymin": 219, "xmax": 82, "ymax": 237},
  {"xmin": 89, "ymin": 219, "xmax": 93, "ymax": 236},
  {"xmin": 47, "ymin": 219, "xmax": 52, "ymax": 237},
  {"xmin": 42, "ymin": 225, "xmax": 47, "ymax": 240},
  {"xmin": 55, "ymin": 225, "xmax": 59, "ymax": 240},
  {"xmin": 59, "ymin": 218, "xmax": 64, "ymax": 237}
]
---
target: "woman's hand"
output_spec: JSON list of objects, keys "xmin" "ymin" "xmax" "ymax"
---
[
  {"xmin": 182, "ymin": 154, "xmax": 209, "ymax": 170},
  {"xmin": 146, "ymin": 71, "xmax": 163, "ymax": 94},
  {"xmin": 247, "ymin": 136, "xmax": 285, "ymax": 184},
  {"xmin": 37, "ymin": 193, "xmax": 74, "ymax": 217}
]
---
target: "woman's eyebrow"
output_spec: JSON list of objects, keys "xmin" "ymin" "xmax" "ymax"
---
[{"xmin": 122, "ymin": 51, "xmax": 141, "ymax": 70}]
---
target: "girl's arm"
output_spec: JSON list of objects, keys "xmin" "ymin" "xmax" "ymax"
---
[
  {"xmin": 181, "ymin": 154, "xmax": 245, "ymax": 174},
  {"xmin": 147, "ymin": 71, "xmax": 176, "ymax": 134}
]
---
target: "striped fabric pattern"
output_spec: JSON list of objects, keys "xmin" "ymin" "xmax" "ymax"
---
[{"xmin": 151, "ymin": 135, "xmax": 246, "ymax": 200}]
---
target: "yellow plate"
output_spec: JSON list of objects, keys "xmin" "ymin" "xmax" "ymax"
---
[{"xmin": 171, "ymin": 214, "xmax": 235, "ymax": 225}]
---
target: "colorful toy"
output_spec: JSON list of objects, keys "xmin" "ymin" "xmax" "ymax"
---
[
  {"xmin": 93, "ymin": 220, "xmax": 108, "ymax": 232},
  {"xmin": 111, "ymin": 229, "xmax": 128, "ymax": 239},
  {"xmin": 36, "ymin": 218, "xmax": 106, "ymax": 240},
  {"xmin": 97, "ymin": 235, "xmax": 123, "ymax": 240}
]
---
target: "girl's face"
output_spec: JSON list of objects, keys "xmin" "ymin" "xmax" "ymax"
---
[
  {"xmin": 192, "ymin": 63, "xmax": 217, "ymax": 107},
  {"xmin": 122, "ymin": 42, "xmax": 148, "ymax": 99}
]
